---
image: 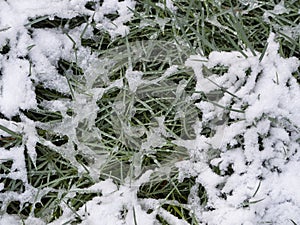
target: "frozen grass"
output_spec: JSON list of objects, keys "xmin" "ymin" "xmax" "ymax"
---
[{"xmin": 0, "ymin": 0, "xmax": 299, "ymax": 224}]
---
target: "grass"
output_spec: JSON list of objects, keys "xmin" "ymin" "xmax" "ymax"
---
[{"xmin": 0, "ymin": 0, "xmax": 299, "ymax": 224}]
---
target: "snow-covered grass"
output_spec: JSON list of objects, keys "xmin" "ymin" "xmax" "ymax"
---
[{"xmin": 0, "ymin": 0, "xmax": 299, "ymax": 224}]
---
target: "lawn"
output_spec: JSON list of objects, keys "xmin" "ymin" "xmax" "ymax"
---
[{"xmin": 0, "ymin": 0, "xmax": 299, "ymax": 224}]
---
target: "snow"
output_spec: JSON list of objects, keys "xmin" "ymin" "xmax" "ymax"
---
[
  {"xmin": 183, "ymin": 32, "xmax": 300, "ymax": 224},
  {"xmin": 263, "ymin": 0, "xmax": 289, "ymax": 20},
  {"xmin": 94, "ymin": 0, "xmax": 136, "ymax": 38},
  {"xmin": 263, "ymin": 1, "xmax": 300, "ymax": 39},
  {"xmin": 156, "ymin": 0, "xmax": 177, "ymax": 13},
  {"xmin": 125, "ymin": 69, "xmax": 143, "ymax": 92},
  {"xmin": 0, "ymin": 214, "xmax": 21, "ymax": 225},
  {"xmin": 0, "ymin": 0, "xmax": 300, "ymax": 225},
  {"xmin": 0, "ymin": 58, "xmax": 36, "ymax": 118}
]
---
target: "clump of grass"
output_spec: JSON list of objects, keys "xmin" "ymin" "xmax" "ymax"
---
[{"xmin": 0, "ymin": 0, "xmax": 299, "ymax": 224}]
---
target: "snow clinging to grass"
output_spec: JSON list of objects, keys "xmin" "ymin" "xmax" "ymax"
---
[
  {"xmin": 0, "ymin": 0, "xmax": 300, "ymax": 224},
  {"xmin": 182, "ymin": 32, "xmax": 300, "ymax": 224}
]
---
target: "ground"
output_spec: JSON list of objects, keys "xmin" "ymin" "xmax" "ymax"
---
[{"xmin": 0, "ymin": 0, "xmax": 299, "ymax": 225}]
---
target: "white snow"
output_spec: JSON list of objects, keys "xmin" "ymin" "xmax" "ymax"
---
[
  {"xmin": 0, "ymin": 1, "xmax": 300, "ymax": 225},
  {"xmin": 156, "ymin": 0, "xmax": 177, "ymax": 13},
  {"xmin": 94, "ymin": 0, "xmax": 136, "ymax": 38},
  {"xmin": 125, "ymin": 69, "xmax": 144, "ymax": 92},
  {"xmin": 263, "ymin": 0, "xmax": 289, "ymax": 19},
  {"xmin": 0, "ymin": 214, "xmax": 21, "ymax": 225},
  {"xmin": 0, "ymin": 58, "xmax": 36, "ymax": 118},
  {"xmin": 183, "ymin": 32, "xmax": 300, "ymax": 225}
]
